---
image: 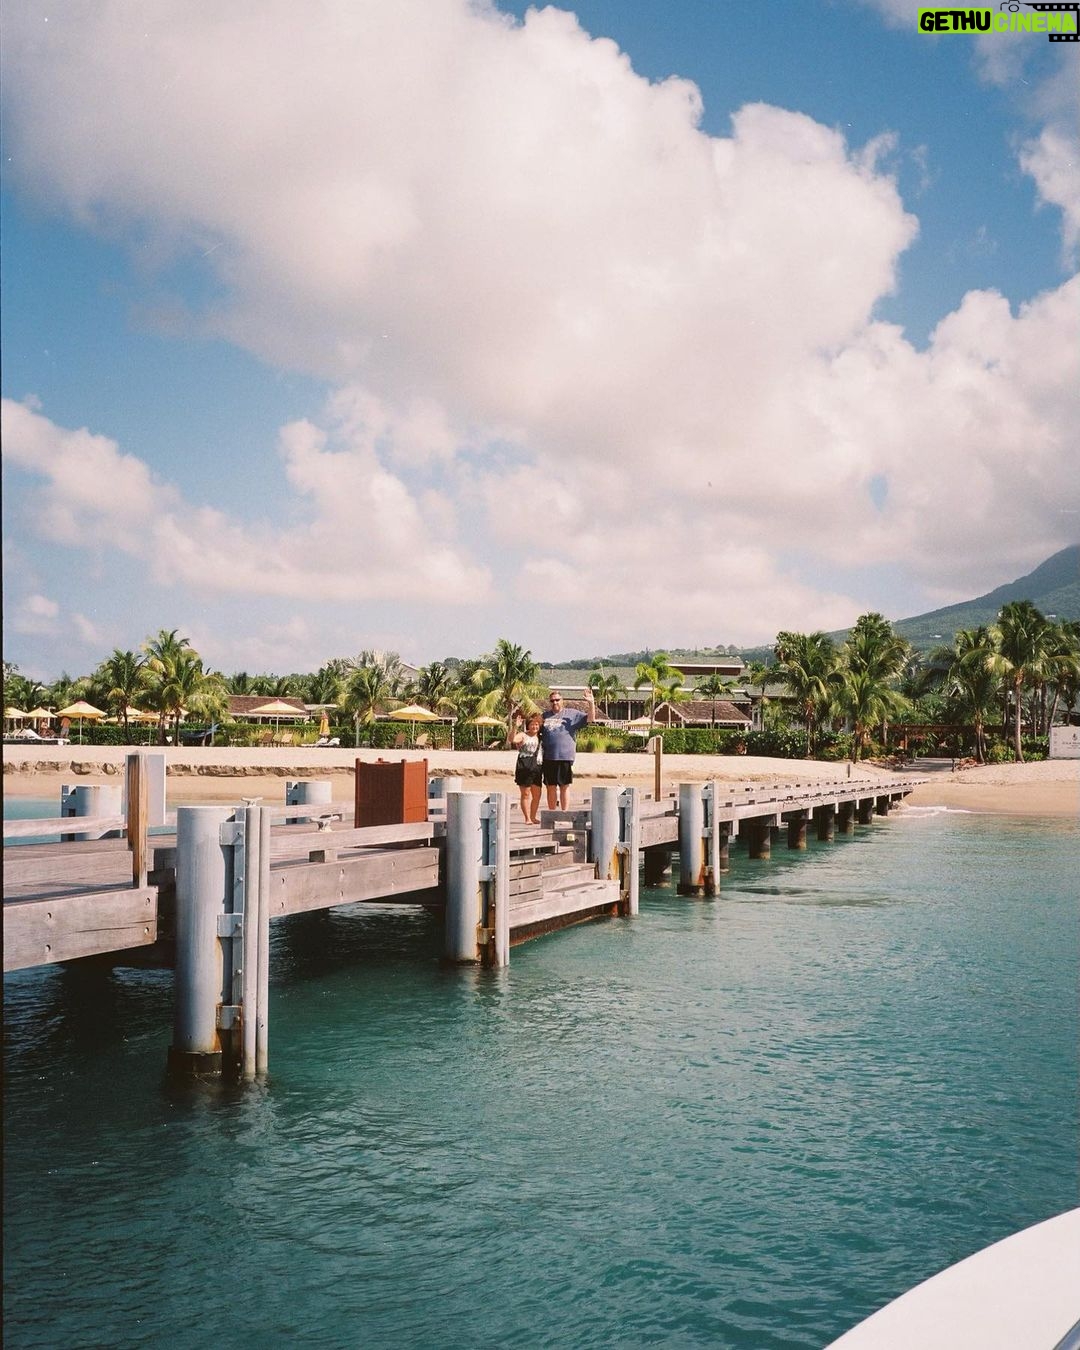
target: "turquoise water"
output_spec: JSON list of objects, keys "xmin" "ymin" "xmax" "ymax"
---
[{"xmin": 3, "ymin": 808, "xmax": 1077, "ymax": 1348}]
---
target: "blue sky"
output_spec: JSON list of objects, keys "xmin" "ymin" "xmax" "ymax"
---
[{"xmin": 3, "ymin": 0, "xmax": 1077, "ymax": 680}]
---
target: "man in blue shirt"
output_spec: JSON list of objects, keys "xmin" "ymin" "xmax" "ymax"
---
[{"xmin": 540, "ymin": 687, "xmax": 595, "ymax": 810}]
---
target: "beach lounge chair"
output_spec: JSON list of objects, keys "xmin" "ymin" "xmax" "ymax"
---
[
  {"xmin": 415, "ymin": 733, "xmax": 430, "ymax": 749},
  {"xmin": 392, "ymin": 733, "xmax": 408, "ymax": 749}
]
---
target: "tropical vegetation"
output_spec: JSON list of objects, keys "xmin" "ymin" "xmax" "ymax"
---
[{"xmin": 3, "ymin": 599, "xmax": 1077, "ymax": 759}]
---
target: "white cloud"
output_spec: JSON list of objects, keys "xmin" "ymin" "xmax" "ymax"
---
[
  {"xmin": 12, "ymin": 593, "xmax": 60, "ymax": 635},
  {"xmin": 1021, "ymin": 126, "xmax": 1080, "ymax": 260},
  {"xmin": 1, "ymin": 397, "xmax": 491, "ymax": 605}
]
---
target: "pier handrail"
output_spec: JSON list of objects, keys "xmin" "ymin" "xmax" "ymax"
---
[{"xmin": 3, "ymin": 814, "xmax": 128, "ymax": 840}]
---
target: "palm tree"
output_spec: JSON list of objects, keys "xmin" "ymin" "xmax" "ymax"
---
[
  {"xmin": 489, "ymin": 639, "xmax": 540, "ymax": 718},
  {"xmin": 928, "ymin": 627, "xmax": 1000, "ymax": 763},
  {"xmin": 990, "ymin": 600, "xmax": 1052, "ymax": 761},
  {"xmin": 633, "ymin": 653, "xmax": 685, "ymax": 730},
  {"xmin": 773, "ymin": 632, "xmax": 842, "ymax": 757},
  {"xmin": 587, "ymin": 667, "xmax": 622, "ymax": 718},
  {"xmin": 842, "ymin": 614, "xmax": 911, "ymax": 750},
  {"xmin": 144, "ymin": 644, "xmax": 227, "ymax": 741},
  {"xmin": 95, "ymin": 649, "xmax": 150, "ymax": 736},
  {"xmin": 446, "ymin": 659, "xmax": 498, "ymax": 741},
  {"xmin": 695, "ymin": 673, "xmax": 730, "ymax": 728},
  {"xmin": 3, "ymin": 665, "xmax": 49, "ymax": 712},
  {"xmin": 1045, "ymin": 620, "xmax": 1080, "ymax": 731},
  {"xmin": 837, "ymin": 668, "xmax": 909, "ymax": 761},
  {"xmin": 411, "ymin": 661, "xmax": 457, "ymax": 716},
  {"xmin": 343, "ymin": 662, "xmax": 395, "ymax": 747},
  {"xmin": 305, "ymin": 663, "xmax": 347, "ymax": 708},
  {"xmin": 49, "ymin": 671, "xmax": 88, "ymax": 711}
]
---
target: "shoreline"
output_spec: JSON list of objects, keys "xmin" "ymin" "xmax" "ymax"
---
[{"xmin": 4, "ymin": 746, "xmax": 1077, "ymax": 818}]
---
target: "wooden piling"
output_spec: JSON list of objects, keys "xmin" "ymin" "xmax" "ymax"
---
[
  {"xmin": 125, "ymin": 752, "xmax": 149, "ymax": 887},
  {"xmin": 643, "ymin": 846, "xmax": 672, "ymax": 885},
  {"xmin": 814, "ymin": 804, "xmax": 836, "ymax": 842},
  {"xmin": 787, "ymin": 811, "xmax": 808, "ymax": 851},
  {"xmin": 746, "ymin": 817, "xmax": 772, "ymax": 860},
  {"xmin": 838, "ymin": 800, "xmax": 856, "ymax": 834},
  {"xmin": 858, "ymin": 798, "xmax": 875, "ymax": 825}
]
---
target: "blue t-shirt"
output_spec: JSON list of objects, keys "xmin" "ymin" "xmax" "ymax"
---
[{"xmin": 540, "ymin": 707, "xmax": 587, "ymax": 762}]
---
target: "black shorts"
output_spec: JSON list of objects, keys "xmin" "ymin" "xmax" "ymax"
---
[
  {"xmin": 514, "ymin": 761, "xmax": 542, "ymax": 787},
  {"xmin": 542, "ymin": 759, "xmax": 574, "ymax": 787}
]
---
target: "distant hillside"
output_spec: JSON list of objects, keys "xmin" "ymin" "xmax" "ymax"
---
[
  {"xmin": 542, "ymin": 546, "xmax": 1079, "ymax": 670},
  {"xmin": 886, "ymin": 545, "xmax": 1080, "ymax": 649}
]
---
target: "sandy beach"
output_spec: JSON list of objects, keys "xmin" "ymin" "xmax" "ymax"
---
[{"xmin": 4, "ymin": 744, "xmax": 1077, "ymax": 817}]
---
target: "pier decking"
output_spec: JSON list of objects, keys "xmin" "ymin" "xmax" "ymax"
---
[{"xmin": 4, "ymin": 753, "xmax": 926, "ymax": 1076}]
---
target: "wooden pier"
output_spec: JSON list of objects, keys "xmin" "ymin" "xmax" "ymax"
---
[{"xmin": 3, "ymin": 753, "xmax": 926, "ymax": 1077}]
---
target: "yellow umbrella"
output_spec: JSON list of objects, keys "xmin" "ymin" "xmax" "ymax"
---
[
  {"xmin": 248, "ymin": 700, "xmax": 306, "ymax": 718},
  {"xmin": 57, "ymin": 700, "xmax": 105, "ymax": 744},
  {"xmin": 388, "ymin": 704, "xmax": 439, "ymax": 721},
  {"xmin": 470, "ymin": 715, "xmax": 504, "ymax": 727},
  {"xmin": 389, "ymin": 703, "xmax": 439, "ymax": 746},
  {"xmin": 248, "ymin": 699, "xmax": 306, "ymax": 738},
  {"xmin": 123, "ymin": 706, "xmax": 159, "ymax": 723},
  {"xmin": 5, "ymin": 707, "xmax": 28, "ymax": 720},
  {"xmin": 26, "ymin": 707, "xmax": 54, "ymax": 720},
  {"xmin": 57, "ymin": 700, "xmax": 105, "ymax": 718}
]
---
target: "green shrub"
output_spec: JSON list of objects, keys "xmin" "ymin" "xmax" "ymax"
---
[{"xmin": 743, "ymin": 728, "xmax": 808, "ymax": 759}]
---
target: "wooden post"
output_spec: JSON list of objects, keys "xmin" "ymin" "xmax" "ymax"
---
[
  {"xmin": 677, "ymin": 782, "xmax": 706, "ymax": 896},
  {"xmin": 838, "ymin": 800, "xmax": 856, "ymax": 834},
  {"xmin": 169, "ymin": 806, "xmax": 231, "ymax": 1076},
  {"xmin": 643, "ymin": 846, "xmax": 672, "ymax": 885},
  {"xmin": 746, "ymin": 817, "xmax": 772, "ymax": 860},
  {"xmin": 875, "ymin": 795, "xmax": 890, "ymax": 816},
  {"xmin": 857, "ymin": 797, "xmax": 875, "ymax": 825},
  {"xmin": 125, "ymin": 752, "xmax": 149, "ymax": 887},
  {"xmin": 814, "ymin": 804, "xmax": 836, "ymax": 842},
  {"xmin": 647, "ymin": 735, "xmax": 663, "ymax": 802},
  {"xmin": 618, "ymin": 786, "xmax": 640, "ymax": 916},
  {"xmin": 787, "ymin": 811, "xmax": 808, "ymax": 851},
  {"xmin": 445, "ymin": 791, "xmax": 484, "ymax": 963}
]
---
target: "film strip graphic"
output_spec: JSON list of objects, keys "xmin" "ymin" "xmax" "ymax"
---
[{"xmin": 1023, "ymin": 2, "xmax": 1080, "ymax": 40}]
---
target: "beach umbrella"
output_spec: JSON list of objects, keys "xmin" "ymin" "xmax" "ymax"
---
[
  {"xmin": 626, "ymin": 715, "xmax": 654, "ymax": 735},
  {"xmin": 26, "ymin": 707, "xmax": 55, "ymax": 720},
  {"xmin": 57, "ymin": 699, "xmax": 105, "ymax": 744},
  {"xmin": 471, "ymin": 715, "xmax": 504, "ymax": 727},
  {"xmin": 389, "ymin": 704, "xmax": 440, "ymax": 721},
  {"xmin": 248, "ymin": 699, "xmax": 306, "ymax": 738},
  {"xmin": 5, "ymin": 707, "xmax": 28, "ymax": 719},
  {"xmin": 389, "ymin": 703, "xmax": 439, "ymax": 745}
]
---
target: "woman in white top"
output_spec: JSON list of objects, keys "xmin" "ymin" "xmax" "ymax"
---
[{"xmin": 508, "ymin": 712, "xmax": 543, "ymax": 824}]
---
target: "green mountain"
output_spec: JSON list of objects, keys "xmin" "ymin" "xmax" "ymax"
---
[
  {"xmin": 543, "ymin": 546, "xmax": 1079, "ymax": 669},
  {"xmin": 887, "ymin": 545, "xmax": 1080, "ymax": 649}
]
